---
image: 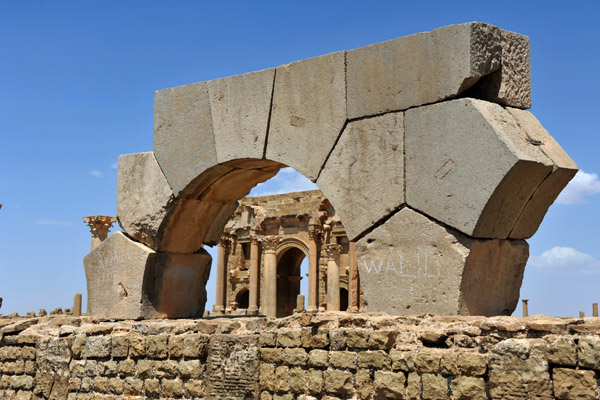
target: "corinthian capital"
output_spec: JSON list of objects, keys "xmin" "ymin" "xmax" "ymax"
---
[
  {"xmin": 261, "ymin": 236, "xmax": 280, "ymax": 253},
  {"xmin": 83, "ymin": 216, "xmax": 117, "ymax": 239},
  {"xmin": 324, "ymin": 244, "xmax": 343, "ymax": 259}
]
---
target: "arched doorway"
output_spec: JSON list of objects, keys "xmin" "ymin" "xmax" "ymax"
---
[
  {"xmin": 276, "ymin": 247, "xmax": 305, "ymax": 317},
  {"xmin": 340, "ymin": 288, "xmax": 348, "ymax": 312},
  {"xmin": 236, "ymin": 289, "xmax": 249, "ymax": 310}
]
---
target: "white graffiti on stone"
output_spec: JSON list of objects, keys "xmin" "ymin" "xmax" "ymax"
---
[{"xmin": 361, "ymin": 246, "xmax": 442, "ymax": 277}]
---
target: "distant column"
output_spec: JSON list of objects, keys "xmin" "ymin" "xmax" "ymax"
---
[
  {"xmin": 348, "ymin": 242, "xmax": 359, "ymax": 313},
  {"xmin": 83, "ymin": 216, "xmax": 117, "ymax": 250},
  {"xmin": 213, "ymin": 234, "xmax": 230, "ymax": 315},
  {"xmin": 248, "ymin": 233, "xmax": 260, "ymax": 315},
  {"xmin": 593, "ymin": 302, "xmax": 598, "ymax": 318},
  {"xmin": 73, "ymin": 293, "xmax": 82, "ymax": 317},
  {"xmin": 522, "ymin": 299, "xmax": 529, "ymax": 318},
  {"xmin": 261, "ymin": 236, "xmax": 280, "ymax": 318},
  {"xmin": 307, "ymin": 227, "xmax": 321, "ymax": 313},
  {"xmin": 325, "ymin": 244, "xmax": 342, "ymax": 311}
]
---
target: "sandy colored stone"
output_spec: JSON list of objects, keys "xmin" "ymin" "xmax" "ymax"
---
[
  {"xmin": 356, "ymin": 208, "xmax": 528, "ymax": 316},
  {"xmin": 324, "ymin": 369, "xmax": 353, "ymax": 395},
  {"xmin": 422, "ymin": 373, "xmax": 448, "ymax": 399},
  {"xmin": 457, "ymin": 353, "xmax": 487, "ymax": 376},
  {"xmin": 84, "ymin": 232, "xmax": 212, "ymax": 319},
  {"xmin": 329, "ymin": 351, "xmax": 356, "ymax": 370},
  {"xmin": 546, "ymin": 336, "xmax": 577, "ymax": 366},
  {"xmin": 488, "ymin": 339, "xmax": 552, "ymax": 399},
  {"xmin": 374, "ymin": 371, "xmax": 406, "ymax": 398},
  {"xmin": 577, "ymin": 336, "xmax": 600, "ymax": 370},
  {"xmin": 391, "ymin": 350, "xmax": 416, "ymax": 372},
  {"xmin": 405, "ymin": 98, "xmax": 555, "ymax": 239},
  {"xmin": 116, "ymin": 152, "xmax": 174, "ymax": 251},
  {"xmin": 308, "ymin": 349, "xmax": 328, "ymax": 368},
  {"xmin": 289, "ymin": 367, "xmax": 305, "ymax": 393},
  {"xmin": 153, "ymin": 81, "xmax": 217, "ymax": 196},
  {"xmin": 357, "ymin": 350, "xmax": 391, "ymax": 369},
  {"xmin": 208, "ymin": 68, "xmax": 275, "ymax": 163},
  {"xmin": 406, "ymin": 372, "xmax": 421, "ymax": 399},
  {"xmin": 347, "ymin": 22, "xmax": 530, "ymax": 120},
  {"xmin": 307, "ymin": 369, "xmax": 323, "ymax": 395},
  {"xmin": 415, "ymin": 352, "xmax": 441, "ymax": 374},
  {"xmin": 451, "ymin": 377, "xmax": 487, "ymax": 400},
  {"xmin": 317, "ymin": 112, "xmax": 404, "ymax": 240},
  {"xmin": 283, "ymin": 348, "xmax": 307, "ymax": 366},
  {"xmin": 162, "ymin": 378, "xmax": 184, "ymax": 397},
  {"xmin": 553, "ymin": 368, "xmax": 598, "ymax": 399},
  {"xmin": 355, "ymin": 369, "xmax": 372, "ymax": 399},
  {"xmin": 267, "ymin": 50, "xmax": 346, "ymax": 181}
]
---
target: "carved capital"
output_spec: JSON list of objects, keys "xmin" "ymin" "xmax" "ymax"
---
[
  {"xmin": 219, "ymin": 234, "xmax": 232, "ymax": 249},
  {"xmin": 83, "ymin": 215, "xmax": 117, "ymax": 239},
  {"xmin": 250, "ymin": 232, "xmax": 260, "ymax": 245},
  {"xmin": 324, "ymin": 244, "xmax": 343, "ymax": 259},
  {"xmin": 261, "ymin": 236, "xmax": 280, "ymax": 253},
  {"xmin": 308, "ymin": 228, "xmax": 322, "ymax": 241}
]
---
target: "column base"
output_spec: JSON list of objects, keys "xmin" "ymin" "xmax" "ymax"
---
[
  {"xmin": 247, "ymin": 306, "xmax": 259, "ymax": 315},
  {"xmin": 347, "ymin": 306, "xmax": 359, "ymax": 313},
  {"xmin": 212, "ymin": 305, "xmax": 225, "ymax": 316},
  {"xmin": 306, "ymin": 306, "xmax": 318, "ymax": 313}
]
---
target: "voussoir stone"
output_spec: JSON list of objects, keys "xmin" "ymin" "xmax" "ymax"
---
[
  {"xmin": 317, "ymin": 112, "xmax": 404, "ymax": 240},
  {"xmin": 355, "ymin": 208, "xmax": 528, "ymax": 316},
  {"xmin": 84, "ymin": 232, "xmax": 212, "ymax": 319},
  {"xmin": 405, "ymin": 98, "xmax": 555, "ymax": 239},
  {"xmin": 153, "ymin": 81, "xmax": 217, "ymax": 197},
  {"xmin": 117, "ymin": 152, "xmax": 174, "ymax": 251},
  {"xmin": 208, "ymin": 68, "xmax": 275, "ymax": 163},
  {"xmin": 505, "ymin": 108, "xmax": 578, "ymax": 238},
  {"xmin": 267, "ymin": 50, "xmax": 346, "ymax": 181},
  {"xmin": 347, "ymin": 22, "xmax": 530, "ymax": 119}
]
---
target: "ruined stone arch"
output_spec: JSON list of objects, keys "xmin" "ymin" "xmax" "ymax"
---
[
  {"xmin": 276, "ymin": 238, "xmax": 309, "ymax": 262},
  {"xmin": 85, "ymin": 22, "xmax": 577, "ymax": 319}
]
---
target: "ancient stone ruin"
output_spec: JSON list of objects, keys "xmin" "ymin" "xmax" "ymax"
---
[
  {"xmin": 83, "ymin": 22, "xmax": 577, "ymax": 320},
  {"xmin": 214, "ymin": 190, "xmax": 366, "ymax": 318}
]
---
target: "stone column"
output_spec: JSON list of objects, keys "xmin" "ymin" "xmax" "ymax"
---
[
  {"xmin": 83, "ymin": 215, "xmax": 117, "ymax": 251},
  {"xmin": 325, "ymin": 244, "xmax": 342, "ymax": 311},
  {"xmin": 248, "ymin": 233, "xmax": 260, "ymax": 315},
  {"xmin": 307, "ymin": 227, "xmax": 321, "ymax": 313},
  {"xmin": 213, "ymin": 234, "xmax": 230, "ymax": 315},
  {"xmin": 348, "ymin": 241, "xmax": 359, "ymax": 312},
  {"xmin": 261, "ymin": 236, "xmax": 280, "ymax": 318}
]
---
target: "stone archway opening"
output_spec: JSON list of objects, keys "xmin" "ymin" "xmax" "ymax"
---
[
  {"xmin": 276, "ymin": 247, "xmax": 305, "ymax": 317},
  {"xmin": 235, "ymin": 289, "xmax": 249, "ymax": 310},
  {"xmin": 92, "ymin": 23, "xmax": 577, "ymax": 321}
]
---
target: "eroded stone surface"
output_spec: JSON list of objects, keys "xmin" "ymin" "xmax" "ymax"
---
[
  {"xmin": 405, "ymin": 98, "xmax": 554, "ymax": 239},
  {"xmin": 347, "ymin": 22, "xmax": 530, "ymax": 120},
  {"xmin": 208, "ymin": 68, "xmax": 275, "ymax": 163},
  {"xmin": 117, "ymin": 152, "xmax": 174, "ymax": 251},
  {"xmin": 355, "ymin": 208, "xmax": 528, "ymax": 316},
  {"xmin": 267, "ymin": 51, "xmax": 346, "ymax": 181},
  {"xmin": 317, "ymin": 112, "xmax": 404, "ymax": 240},
  {"xmin": 84, "ymin": 232, "xmax": 212, "ymax": 319},
  {"xmin": 488, "ymin": 339, "xmax": 553, "ymax": 399}
]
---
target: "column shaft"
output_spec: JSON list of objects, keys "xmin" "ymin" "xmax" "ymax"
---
[
  {"xmin": 307, "ymin": 229, "xmax": 320, "ymax": 312},
  {"xmin": 213, "ymin": 236, "xmax": 228, "ymax": 313},
  {"xmin": 348, "ymin": 241, "xmax": 359, "ymax": 312},
  {"xmin": 326, "ymin": 244, "xmax": 342, "ymax": 311},
  {"xmin": 248, "ymin": 235, "xmax": 260, "ymax": 314},
  {"xmin": 262, "ymin": 236, "xmax": 280, "ymax": 318}
]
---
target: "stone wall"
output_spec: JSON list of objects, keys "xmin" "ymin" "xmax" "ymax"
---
[{"xmin": 1, "ymin": 313, "xmax": 599, "ymax": 399}]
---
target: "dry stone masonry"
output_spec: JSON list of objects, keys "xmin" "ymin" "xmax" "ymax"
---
[
  {"xmin": 84, "ymin": 22, "xmax": 577, "ymax": 319},
  {"xmin": 1, "ymin": 313, "xmax": 600, "ymax": 399}
]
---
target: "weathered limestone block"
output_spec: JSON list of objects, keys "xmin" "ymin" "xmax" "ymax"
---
[
  {"xmin": 267, "ymin": 51, "xmax": 346, "ymax": 181},
  {"xmin": 347, "ymin": 22, "xmax": 530, "ymax": 119},
  {"xmin": 83, "ymin": 232, "xmax": 212, "ymax": 319},
  {"xmin": 317, "ymin": 112, "xmax": 404, "ymax": 240},
  {"xmin": 117, "ymin": 152, "xmax": 173, "ymax": 250},
  {"xmin": 356, "ymin": 208, "xmax": 528, "ymax": 316},
  {"xmin": 406, "ymin": 98, "xmax": 560, "ymax": 239},
  {"xmin": 552, "ymin": 368, "xmax": 598, "ymax": 399},
  {"xmin": 208, "ymin": 68, "xmax": 275, "ymax": 163},
  {"xmin": 506, "ymin": 107, "xmax": 578, "ymax": 238},
  {"xmin": 451, "ymin": 377, "xmax": 487, "ymax": 400},
  {"xmin": 488, "ymin": 339, "xmax": 553, "ymax": 399},
  {"xmin": 153, "ymin": 81, "xmax": 217, "ymax": 197}
]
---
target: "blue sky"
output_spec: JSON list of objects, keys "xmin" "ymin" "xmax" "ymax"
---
[{"xmin": 0, "ymin": 1, "xmax": 598, "ymax": 317}]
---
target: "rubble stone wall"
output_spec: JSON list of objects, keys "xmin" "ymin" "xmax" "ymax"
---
[{"xmin": 1, "ymin": 313, "xmax": 599, "ymax": 399}]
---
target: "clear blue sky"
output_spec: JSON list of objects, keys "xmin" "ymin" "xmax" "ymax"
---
[{"xmin": 1, "ymin": 1, "xmax": 598, "ymax": 317}]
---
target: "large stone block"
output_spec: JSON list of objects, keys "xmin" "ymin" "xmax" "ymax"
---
[
  {"xmin": 488, "ymin": 339, "xmax": 553, "ymax": 399},
  {"xmin": 505, "ymin": 108, "xmax": 578, "ymax": 238},
  {"xmin": 117, "ymin": 152, "xmax": 174, "ymax": 251},
  {"xmin": 154, "ymin": 81, "xmax": 217, "ymax": 197},
  {"xmin": 317, "ymin": 112, "xmax": 404, "ymax": 241},
  {"xmin": 405, "ymin": 98, "xmax": 555, "ymax": 239},
  {"xmin": 355, "ymin": 208, "xmax": 528, "ymax": 316},
  {"xmin": 208, "ymin": 68, "xmax": 276, "ymax": 163},
  {"xmin": 83, "ymin": 232, "xmax": 211, "ymax": 319},
  {"xmin": 347, "ymin": 22, "xmax": 530, "ymax": 119},
  {"xmin": 266, "ymin": 50, "xmax": 346, "ymax": 181}
]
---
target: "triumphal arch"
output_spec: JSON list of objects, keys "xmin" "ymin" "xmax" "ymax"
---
[{"xmin": 84, "ymin": 22, "xmax": 576, "ymax": 320}]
